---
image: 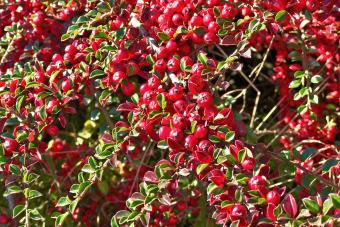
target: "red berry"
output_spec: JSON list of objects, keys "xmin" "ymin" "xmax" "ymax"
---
[
  {"xmin": 46, "ymin": 125, "xmax": 59, "ymax": 137},
  {"xmin": 197, "ymin": 92, "xmax": 213, "ymax": 108},
  {"xmin": 194, "ymin": 125, "xmax": 208, "ymax": 139},
  {"xmin": 61, "ymin": 79, "xmax": 71, "ymax": 92},
  {"xmin": 154, "ymin": 59, "xmax": 167, "ymax": 72},
  {"xmin": 159, "ymin": 126, "xmax": 171, "ymax": 140},
  {"xmin": 242, "ymin": 157, "xmax": 256, "ymax": 170},
  {"xmin": 167, "ymin": 58, "xmax": 180, "ymax": 73},
  {"xmin": 230, "ymin": 204, "xmax": 247, "ymax": 221},
  {"xmin": 3, "ymin": 138, "xmax": 18, "ymax": 155},
  {"xmin": 147, "ymin": 75, "xmax": 161, "ymax": 89},
  {"xmin": 121, "ymin": 81, "xmax": 135, "ymax": 96},
  {"xmin": 169, "ymin": 86, "xmax": 184, "ymax": 101},
  {"xmin": 248, "ymin": 176, "xmax": 266, "ymax": 191},
  {"xmin": 112, "ymin": 71, "xmax": 126, "ymax": 84},
  {"xmin": 184, "ymin": 135, "xmax": 198, "ymax": 150},
  {"xmin": 46, "ymin": 99, "xmax": 60, "ymax": 114},
  {"xmin": 266, "ymin": 190, "xmax": 281, "ymax": 205},
  {"xmin": 172, "ymin": 114, "xmax": 187, "ymax": 129},
  {"xmin": 0, "ymin": 214, "xmax": 9, "ymax": 224},
  {"xmin": 1, "ymin": 94, "xmax": 15, "ymax": 107},
  {"xmin": 169, "ymin": 128, "xmax": 184, "ymax": 142}
]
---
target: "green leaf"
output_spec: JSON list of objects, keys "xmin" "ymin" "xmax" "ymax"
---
[
  {"xmin": 301, "ymin": 147, "xmax": 317, "ymax": 161},
  {"xmin": 238, "ymin": 149, "xmax": 246, "ymax": 163},
  {"xmin": 196, "ymin": 164, "xmax": 209, "ymax": 175},
  {"xmin": 111, "ymin": 216, "xmax": 119, "ymax": 227},
  {"xmin": 330, "ymin": 194, "xmax": 340, "ymax": 208},
  {"xmin": 297, "ymin": 104, "xmax": 307, "ymax": 114},
  {"xmin": 156, "ymin": 93, "xmax": 167, "ymax": 110},
  {"xmin": 207, "ymin": 183, "xmax": 218, "ymax": 195},
  {"xmin": 28, "ymin": 190, "xmax": 42, "ymax": 199},
  {"xmin": 69, "ymin": 199, "xmax": 79, "ymax": 213},
  {"xmin": 248, "ymin": 19, "xmax": 260, "ymax": 31},
  {"xmin": 94, "ymin": 32, "xmax": 108, "ymax": 39},
  {"xmin": 13, "ymin": 204, "xmax": 25, "ymax": 218},
  {"xmin": 9, "ymin": 164, "xmax": 21, "ymax": 175},
  {"xmin": 4, "ymin": 185, "xmax": 21, "ymax": 196},
  {"xmin": 146, "ymin": 54, "xmax": 154, "ymax": 65},
  {"xmin": 97, "ymin": 1, "xmax": 111, "ymax": 12},
  {"xmin": 25, "ymin": 82, "xmax": 40, "ymax": 88},
  {"xmin": 225, "ymin": 131, "xmax": 235, "ymax": 142},
  {"xmin": 322, "ymin": 198, "xmax": 332, "ymax": 215},
  {"xmin": 29, "ymin": 209, "xmax": 44, "ymax": 220},
  {"xmin": 115, "ymin": 27, "xmax": 126, "ymax": 40},
  {"xmin": 322, "ymin": 159, "xmax": 339, "ymax": 173},
  {"xmin": 82, "ymin": 164, "xmax": 96, "ymax": 173},
  {"xmin": 15, "ymin": 95, "xmax": 25, "ymax": 111},
  {"xmin": 275, "ymin": 10, "xmax": 287, "ymax": 22},
  {"xmin": 61, "ymin": 33, "xmax": 70, "ymax": 41},
  {"xmin": 55, "ymin": 212, "xmax": 69, "ymax": 226},
  {"xmin": 302, "ymin": 198, "xmax": 319, "ymax": 214},
  {"xmin": 157, "ymin": 140, "xmax": 168, "ymax": 150},
  {"xmin": 299, "ymin": 87, "xmax": 308, "ymax": 97},
  {"xmin": 157, "ymin": 32, "xmax": 169, "ymax": 42},
  {"xmin": 56, "ymin": 197, "xmax": 71, "ymax": 207},
  {"xmin": 198, "ymin": 53, "xmax": 208, "ymax": 66},
  {"xmin": 294, "ymin": 71, "xmax": 305, "ymax": 78},
  {"xmin": 311, "ymin": 75, "xmax": 323, "ymax": 84},
  {"xmin": 289, "ymin": 80, "xmax": 301, "ymax": 89},
  {"xmin": 90, "ymin": 69, "xmax": 105, "ymax": 79},
  {"xmin": 209, "ymin": 135, "xmax": 221, "ymax": 143}
]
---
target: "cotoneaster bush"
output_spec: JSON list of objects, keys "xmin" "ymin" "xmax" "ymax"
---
[{"xmin": 0, "ymin": 0, "xmax": 339, "ymax": 226}]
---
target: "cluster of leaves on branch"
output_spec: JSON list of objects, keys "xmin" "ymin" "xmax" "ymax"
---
[{"xmin": 0, "ymin": 0, "xmax": 339, "ymax": 226}]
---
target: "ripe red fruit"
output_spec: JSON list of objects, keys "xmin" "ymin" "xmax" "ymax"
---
[
  {"xmin": 172, "ymin": 13, "xmax": 184, "ymax": 26},
  {"xmin": 147, "ymin": 76, "xmax": 161, "ymax": 89},
  {"xmin": 176, "ymin": 201, "xmax": 187, "ymax": 211},
  {"xmin": 241, "ymin": 157, "xmax": 256, "ymax": 170},
  {"xmin": 203, "ymin": 32, "xmax": 218, "ymax": 45},
  {"xmin": 46, "ymin": 99, "xmax": 60, "ymax": 114},
  {"xmin": 173, "ymin": 100, "xmax": 187, "ymax": 113},
  {"xmin": 159, "ymin": 126, "xmax": 171, "ymax": 140},
  {"xmin": 172, "ymin": 114, "xmax": 187, "ymax": 129},
  {"xmin": 208, "ymin": 21, "xmax": 219, "ymax": 33},
  {"xmin": 35, "ymin": 71, "xmax": 46, "ymax": 83},
  {"xmin": 0, "ymin": 214, "xmax": 9, "ymax": 224},
  {"xmin": 167, "ymin": 58, "xmax": 180, "ymax": 73},
  {"xmin": 184, "ymin": 135, "xmax": 197, "ymax": 150},
  {"xmin": 61, "ymin": 79, "xmax": 71, "ymax": 92},
  {"xmin": 230, "ymin": 204, "xmax": 247, "ymax": 221},
  {"xmin": 266, "ymin": 190, "xmax": 281, "ymax": 205},
  {"xmin": 189, "ymin": 15, "xmax": 203, "ymax": 28},
  {"xmin": 194, "ymin": 125, "xmax": 208, "ymax": 139},
  {"xmin": 248, "ymin": 175, "xmax": 266, "ymax": 190},
  {"xmin": 46, "ymin": 125, "xmax": 59, "ymax": 137},
  {"xmin": 198, "ymin": 140, "xmax": 212, "ymax": 152},
  {"xmin": 3, "ymin": 138, "xmax": 18, "ymax": 155},
  {"xmin": 168, "ymin": 86, "xmax": 184, "ymax": 101},
  {"xmin": 166, "ymin": 40, "xmax": 178, "ymax": 52},
  {"xmin": 1, "ymin": 94, "xmax": 15, "ymax": 107},
  {"xmin": 112, "ymin": 71, "xmax": 126, "ymax": 84},
  {"xmin": 121, "ymin": 81, "xmax": 135, "ymax": 96},
  {"xmin": 197, "ymin": 92, "xmax": 213, "ymax": 108},
  {"xmin": 154, "ymin": 59, "xmax": 167, "ymax": 72},
  {"xmin": 169, "ymin": 128, "xmax": 184, "ymax": 142}
]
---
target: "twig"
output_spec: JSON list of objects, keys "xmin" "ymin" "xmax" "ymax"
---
[
  {"xmin": 89, "ymin": 84, "xmax": 114, "ymax": 129},
  {"xmin": 128, "ymin": 141, "xmax": 155, "ymax": 197}
]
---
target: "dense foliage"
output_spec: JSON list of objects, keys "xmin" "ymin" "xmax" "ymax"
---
[{"xmin": 0, "ymin": 0, "xmax": 339, "ymax": 226}]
